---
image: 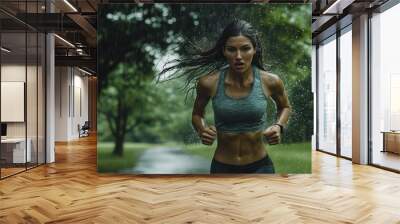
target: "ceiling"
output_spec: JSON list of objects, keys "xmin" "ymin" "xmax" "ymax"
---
[{"xmin": 311, "ymin": 0, "xmax": 390, "ymax": 43}]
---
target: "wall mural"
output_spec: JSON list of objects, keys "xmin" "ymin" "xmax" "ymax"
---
[{"xmin": 97, "ymin": 3, "xmax": 312, "ymax": 174}]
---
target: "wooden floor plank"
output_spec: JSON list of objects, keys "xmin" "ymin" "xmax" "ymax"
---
[{"xmin": 0, "ymin": 135, "xmax": 400, "ymax": 223}]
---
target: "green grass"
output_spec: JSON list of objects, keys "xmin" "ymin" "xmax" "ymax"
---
[
  {"xmin": 267, "ymin": 142, "xmax": 311, "ymax": 174},
  {"xmin": 97, "ymin": 142, "xmax": 152, "ymax": 172},
  {"xmin": 97, "ymin": 141, "xmax": 311, "ymax": 174},
  {"xmin": 181, "ymin": 142, "xmax": 311, "ymax": 174}
]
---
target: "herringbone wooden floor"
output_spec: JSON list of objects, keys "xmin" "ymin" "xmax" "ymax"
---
[{"xmin": 1, "ymin": 135, "xmax": 400, "ymax": 224}]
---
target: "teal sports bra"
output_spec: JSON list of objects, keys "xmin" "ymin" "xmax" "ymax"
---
[{"xmin": 212, "ymin": 66, "xmax": 268, "ymax": 133}]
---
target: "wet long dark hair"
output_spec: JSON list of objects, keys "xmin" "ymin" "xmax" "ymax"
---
[{"xmin": 158, "ymin": 19, "xmax": 266, "ymax": 95}]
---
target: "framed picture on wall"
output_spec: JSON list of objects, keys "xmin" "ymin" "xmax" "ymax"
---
[{"xmin": 1, "ymin": 81, "xmax": 25, "ymax": 122}]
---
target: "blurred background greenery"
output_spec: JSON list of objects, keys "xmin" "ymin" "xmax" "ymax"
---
[{"xmin": 97, "ymin": 4, "xmax": 312, "ymax": 174}]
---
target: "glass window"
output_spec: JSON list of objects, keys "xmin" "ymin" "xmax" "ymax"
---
[
  {"xmin": 1, "ymin": 31, "xmax": 28, "ymax": 178},
  {"xmin": 371, "ymin": 3, "xmax": 400, "ymax": 171},
  {"xmin": 0, "ymin": 1, "xmax": 46, "ymax": 179},
  {"xmin": 339, "ymin": 27, "xmax": 352, "ymax": 158},
  {"xmin": 317, "ymin": 35, "xmax": 337, "ymax": 154}
]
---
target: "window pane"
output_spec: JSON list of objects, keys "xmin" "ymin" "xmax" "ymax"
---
[
  {"xmin": 340, "ymin": 28, "xmax": 352, "ymax": 158},
  {"xmin": 318, "ymin": 36, "xmax": 337, "ymax": 154},
  {"xmin": 371, "ymin": 3, "xmax": 400, "ymax": 171},
  {"xmin": 1, "ymin": 30, "xmax": 28, "ymax": 177}
]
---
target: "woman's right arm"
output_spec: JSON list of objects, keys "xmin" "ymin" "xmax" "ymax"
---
[{"xmin": 192, "ymin": 77, "xmax": 217, "ymax": 145}]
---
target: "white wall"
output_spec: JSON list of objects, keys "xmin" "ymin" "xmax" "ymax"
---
[
  {"xmin": 55, "ymin": 67, "xmax": 89, "ymax": 141},
  {"xmin": 1, "ymin": 65, "xmax": 26, "ymax": 81},
  {"xmin": 72, "ymin": 72, "xmax": 89, "ymax": 138},
  {"xmin": 55, "ymin": 66, "xmax": 69, "ymax": 141}
]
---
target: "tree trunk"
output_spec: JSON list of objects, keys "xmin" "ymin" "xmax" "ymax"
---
[
  {"xmin": 113, "ymin": 113, "xmax": 128, "ymax": 156},
  {"xmin": 112, "ymin": 95, "xmax": 127, "ymax": 156},
  {"xmin": 113, "ymin": 132, "xmax": 124, "ymax": 156}
]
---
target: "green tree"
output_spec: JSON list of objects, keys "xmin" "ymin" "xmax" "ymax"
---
[
  {"xmin": 98, "ymin": 4, "xmax": 198, "ymax": 155},
  {"xmin": 99, "ymin": 64, "xmax": 163, "ymax": 155}
]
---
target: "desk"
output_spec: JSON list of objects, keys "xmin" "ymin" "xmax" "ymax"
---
[
  {"xmin": 1, "ymin": 138, "xmax": 31, "ymax": 163},
  {"xmin": 382, "ymin": 131, "xmax": 400, "ymax": 154}
]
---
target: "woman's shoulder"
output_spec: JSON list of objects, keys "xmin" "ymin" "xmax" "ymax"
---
[
  {"xmin": 197, "ymin": 71, "xmax": 220, "ymax": 93},
  {"xmin": 258, "ymin": 69, "xmax": 284, "ymax": 95}
]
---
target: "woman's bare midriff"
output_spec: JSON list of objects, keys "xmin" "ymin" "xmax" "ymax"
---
[{"xmin": 213, "ymin": 130, "xmax": 267, "ymax": 165}]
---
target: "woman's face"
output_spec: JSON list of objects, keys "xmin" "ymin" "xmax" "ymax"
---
[{"xmin": 223, "ymin": 35, "xmax": 256, "ymax": 74}]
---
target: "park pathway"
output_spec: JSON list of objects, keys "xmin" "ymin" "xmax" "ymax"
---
[{"xmin": 121, "ymin": 146, "xmax": 210, "ymax": 174}]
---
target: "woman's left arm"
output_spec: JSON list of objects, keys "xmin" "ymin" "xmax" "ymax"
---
[
  {"xmin": 270, "ymin": 76, "xmax": 291, "ymax": 130},
  {"xmin": 262, "ymin": 74, "xmax": 291, "ymax": 144}
]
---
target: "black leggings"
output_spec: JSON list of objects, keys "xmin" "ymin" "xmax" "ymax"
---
[{"xmin": 210, "ymin": 155, "xmax": 275, "ymax": 174}]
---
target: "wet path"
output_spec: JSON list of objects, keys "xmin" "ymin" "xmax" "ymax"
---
[{"xmin": 120, "ymin": 146, "xmax": 210, "ymax": 174}]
